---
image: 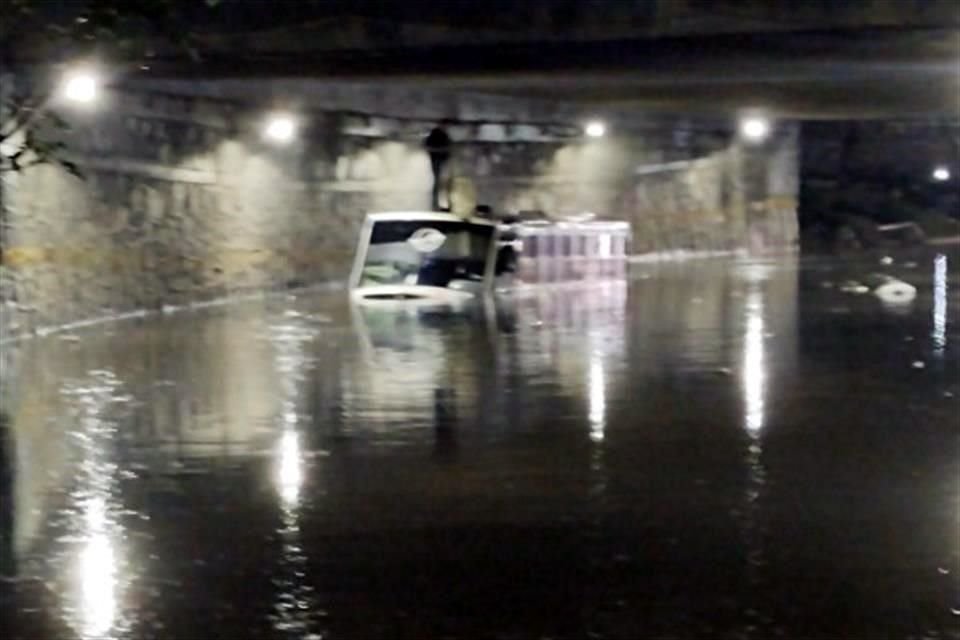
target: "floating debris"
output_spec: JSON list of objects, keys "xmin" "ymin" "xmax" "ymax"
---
[
  {"xmin": 912, "ymin": 361, "xmax": 926, "ymax": 369},
  {"xmin": 875, "ymin": 281, "xmax": 917, "ymax": 305},
  {"xmin": 839, "ymin": 281, "xmax": 870, "ymax": 294},
  {"xmin": 866, "ymin": 274, "xmax": 917, "ymax": 306},
  {"xmin": 880, "ymin": 256, "xmax": 894, "ymax": 265}
]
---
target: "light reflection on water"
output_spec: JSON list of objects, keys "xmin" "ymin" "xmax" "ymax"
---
[
  {"xmin": 266, "ymin": 317, "xmax": 319, "ymax": 638},
  {"xmin": 3, "ymin": 254, "xmax": 959, "ymax": 639},
  {"xmin": 739, "ymin": 286, "xmax": 770, "ymax": 634},
  {"xmin": 277, "ymin": 429, "xmax": 304, "ymax": 509},
  {"xmin": 588, "ymin": 357, "xmax": 606, "ymax": 444},
  {"xmin": 58, "ymin": 370, "xmax": 132, "ymax": 640},
  {"xmin": 77, "ymin": 516, "xmax": 117, "ymax": 640},
  {"xmin": 743, "ymin": 289, "xmax": 766, "ymax": 436},
  {"xmin": 933, "ymin": 253, "xmax": 948, "ymax": 356}
]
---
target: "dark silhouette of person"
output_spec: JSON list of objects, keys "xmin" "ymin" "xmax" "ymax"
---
[{"xmin": 424, "ymin": 125, "xmax": 452, "ymax": 211}]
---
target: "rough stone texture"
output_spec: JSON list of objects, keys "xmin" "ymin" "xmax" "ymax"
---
[
  {"xmin": 0, "ymin": 85, "xmax": 797, "ymax": 337},
  {"xmin": 613, "ymin": 126, "xmax": 799, "ymax": 255}
]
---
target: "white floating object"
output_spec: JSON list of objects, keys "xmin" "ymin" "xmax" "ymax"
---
[
  {"xmin": 912, "ymin": 360, "xmax": 926, "ymax": 369},
  {"xmin": 880, "ymin": 256, "xmax": 894, "ymax": 265},
  {"xmin": 874, "ymin": 279, "xmax": 917, "ymax": 305}
]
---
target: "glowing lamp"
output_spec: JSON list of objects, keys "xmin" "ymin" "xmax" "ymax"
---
[
  {"xmin": 62, "ymin": 69, "xmax": 99, "ymax": 104},
  {"xmin": 264, "ymin": 113, "xmax": 297, "ymax": 143},
  {"xmin": 585, "ymin": 121, "xmax": 606, "ymax": 138},
  {"xmin": 932, "ymin": 166, "xmax": 951, "ymax": 182},
  {"xmin": 740, "ymin": 116, "xmax": 771, "ymax": 142}
]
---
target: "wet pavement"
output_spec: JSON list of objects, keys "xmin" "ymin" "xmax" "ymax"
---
[{"xmin": 1, "ymin": 252, "xmax": 958, "ymax": 639}]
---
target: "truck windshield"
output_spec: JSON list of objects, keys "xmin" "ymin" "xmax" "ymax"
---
[{"xmin": 358, "ymin": 219, "xmax": 494, "ymax": 288}]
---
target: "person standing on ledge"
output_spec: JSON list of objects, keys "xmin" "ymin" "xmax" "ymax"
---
[{"xmin": 424, "ymin": 123, "xmax": 452, "ymax": 211}]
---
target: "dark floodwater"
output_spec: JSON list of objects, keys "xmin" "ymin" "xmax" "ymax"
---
[{"xmin": 1, "ymin": 253, "xmax": 958, "ymax": 640}]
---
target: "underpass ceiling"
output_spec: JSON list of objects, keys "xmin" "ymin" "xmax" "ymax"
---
[
  {"xmin": 143, "ymin": 27, "xmax": 960, "ymax": 119},
  {"xmin": 9, "ymin": 1, "xmax": 960, "ymax": 119}
]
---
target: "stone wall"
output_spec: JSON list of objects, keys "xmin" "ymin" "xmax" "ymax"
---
[
  {"xmin": 0, "ymin": 83, "xmax": 798, "ymax": 338},
  {"xmin": 613, "ymin": 125, "xmax": 799, "ymax": 255}
]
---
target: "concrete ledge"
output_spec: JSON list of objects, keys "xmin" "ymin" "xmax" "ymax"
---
[
  {"xmin": 68, "ymin": 155, "xmax": 217, "ymax": 184},
  {"xmin": 0, "ymin": 280, "xmax": 345, "ymax": 346}
]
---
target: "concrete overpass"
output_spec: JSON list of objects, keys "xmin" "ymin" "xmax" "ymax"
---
[
  {"xmin": 9, "ymin": 0, "xmax": 960, "ymax": 117},
  {"xmin": 155, "ymin": 27, "xmax": 960, "ymax": 119}
]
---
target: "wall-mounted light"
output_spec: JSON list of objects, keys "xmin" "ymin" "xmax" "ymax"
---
[
  {"xmin": 585, "ymin": 120, "xmax": 606, "ymax": 138},
  {"xmin": 932, "ymin": 166, "xmax": 951, "ymax": 182},
  {"xmin": 61, "ymin": 68, "xmax": 99, "ymax": 104},
  {"xmin": 739, "ymin": 115, "xmax": 771, "ymax": 143},
  {"xmin": 264, "ymin": 112, "xmax": 297, "ymax": 144}
]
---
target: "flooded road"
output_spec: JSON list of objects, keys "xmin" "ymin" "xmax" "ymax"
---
[{"xmin": 1, "ymin": 253, "xmax": 958, "ymax": 639}]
